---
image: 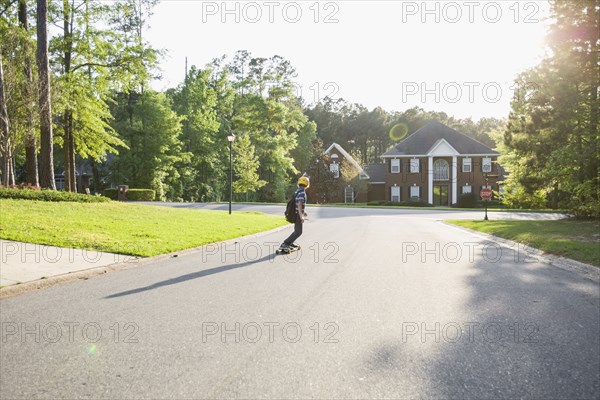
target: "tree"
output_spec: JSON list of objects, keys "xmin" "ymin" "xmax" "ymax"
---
[
  {"xmin": 232, "ymin": 132, "xmax": 266, "ymax": 201},
  {"xmin": 19, "ymin": 0, "xmax": 38, "ymax": 186},
  {"xmin": 500, "ymin": 0, "xmax": 599, "ymax": 216},
  {"xmin": 36, "ymin": 0, "xmax": 55, "ymax": 189},
  {"xmin": 168, "ymin": 66, "xmax": 225, "ymax": 201},
  {"xmin": 53, "ymin": 0, "xmax": 159, "ymax": 191},
  {"xmin": 0, "ymin": 50, "xmax": 14, "ymax": 186},
  {"xmin": 110, "ymin": 90, "xmax": 182, "ymax": 200}
]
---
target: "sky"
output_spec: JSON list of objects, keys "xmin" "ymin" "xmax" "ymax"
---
[{"xmin": 145, "ymin": 0, "xmax": 552, "ymax": 120}]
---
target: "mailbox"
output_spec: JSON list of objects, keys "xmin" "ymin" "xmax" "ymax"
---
[{"xmin": 118, "ymin": 185, "xmax": 129, "ymax": 201}]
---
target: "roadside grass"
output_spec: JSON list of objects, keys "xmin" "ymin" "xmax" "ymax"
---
[
  {"xmin": 448, "ymin": 219, "xmax": 600, "ymax": 267},
  {"xmin": 0, "ymin": 199, "xmax": 287, "ymax": 257}
]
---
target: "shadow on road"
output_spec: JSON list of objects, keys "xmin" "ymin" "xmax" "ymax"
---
[
  {"xmin": 103, "ymin": 253, "xmax": 274, "ymax": 299},
  {"xmin": 357, "ymin": 254, "xmax": 600, "ymax": 398}
]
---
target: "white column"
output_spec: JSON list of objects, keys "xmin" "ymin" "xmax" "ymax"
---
[
  {"xmin": 452, "ymin": 156, "xmax": 458, "ymax": 205},
  {"xmin": 428, "ymin": 156, "xmax": 433, "ymax": 204}
]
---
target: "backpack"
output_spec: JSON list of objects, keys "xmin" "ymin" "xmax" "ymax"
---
[{"xmin": 284, "ymin": 195, "xmax": 297, "ymax": 223}]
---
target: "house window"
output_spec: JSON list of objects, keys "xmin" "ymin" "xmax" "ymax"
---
[
  {"xmin": 409, "ymin": 159, "xmax": 420, "ymax": 173},
  {"xmin": 391, "ymin": 159, "xmax": 400, "ymax": 173},
  {"xmin": 462, "ymin": 158, "xmax": 472, "ymax": 173},
  {"xmin": 482, "ymin": 157, "xmax": 492, "ymax": 173},
  {"xmin": 433, "ymin": 159, "xmax": 449, "ymax": 181},
  {"xmin": 410, "ymin": 186, "xmax": 420, "ymax": 200},
  {"xmin": 330, "ymin": 162, "xmax": 340, "ymax": 178},
  {"xmin": 391, "ymin": 186, "xmax": 400, "ymax": 202},
  {"xmin": 462, "ymin": 185, "xmax": 472, "ymax": 194}
]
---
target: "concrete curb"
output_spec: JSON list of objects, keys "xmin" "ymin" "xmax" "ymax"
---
[
  {"xmin": 441, "ymin": 221, "xmax": 600, "ymax": 283},
  {"xmin": 0, "ymin": 224, "xmax": 291, "ymax": 299}
]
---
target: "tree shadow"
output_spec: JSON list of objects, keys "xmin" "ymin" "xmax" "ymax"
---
[{"xmin": 356, "ymin": 250, "xmax": 600, "ymax": 398}]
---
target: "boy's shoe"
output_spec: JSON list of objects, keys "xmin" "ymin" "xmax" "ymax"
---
[{"xmin": 290, "ymin": 243, "xmax": 300, "ymax": 249}]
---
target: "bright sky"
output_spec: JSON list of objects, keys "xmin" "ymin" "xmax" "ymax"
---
[{"xmin": 146, "ymin": 0, "xmax": 552, "ymax": 120}]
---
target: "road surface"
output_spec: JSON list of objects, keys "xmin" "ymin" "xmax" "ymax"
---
[{"xmin": 1, "ymin": 205, "xmax": 598, "ymax": 399}]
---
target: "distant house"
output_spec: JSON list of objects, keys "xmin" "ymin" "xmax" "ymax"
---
[
  {"xmin": 322, "ymin": 143, "xmax": 370, "ymax": 203},
  {"xmin": 321, "ymin": 121, "xmax": 501, "ymax": 206}
]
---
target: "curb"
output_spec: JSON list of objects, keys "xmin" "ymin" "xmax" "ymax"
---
[
  {"xmin": 0, "ymin": 224, "xmax": 291, "ymax": 299},
  {"xmin": 441, "ymin": 221, "xmax": 599, "ymax": 283}
]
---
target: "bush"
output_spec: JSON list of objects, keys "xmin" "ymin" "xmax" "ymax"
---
[
  {"xmin": 456, "ymin": 192, "xmax": 477, "ymax": 208},
  {"xmin": 127, "ymin": 189, "xmax": 156, "ymax": 201},
  {"xmin": 104, "ymin": 188, "xmax": 118, "ymax": 200},
  {"xmin": 103, "ymin": 188, "xmax": 155, "ymax": 201},
  {"xmin": 381, "ymin": 200, "xmax": 434, "ymax": 207},
  {"xmin": 0, "ymin": 187, "xmax": 110, "ymax": 203}
]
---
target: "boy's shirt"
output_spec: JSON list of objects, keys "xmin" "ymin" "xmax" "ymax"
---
[{"xmin": 294, "ymin": 187, "xmax": 306, "ymax": 214}]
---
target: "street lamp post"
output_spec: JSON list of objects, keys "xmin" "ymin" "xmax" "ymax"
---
[
  {"xmin": 484, "ymin": 172, "xmax": 489, "ymax": 221},
  {"xmin": 227, "ymin": 133, "xmax": 235, "ymax": 214}
]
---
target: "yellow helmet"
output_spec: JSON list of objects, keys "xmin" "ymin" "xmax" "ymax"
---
[{"xmin": 298, "ymin": 175, "xmax": 310, "ymax": 188}]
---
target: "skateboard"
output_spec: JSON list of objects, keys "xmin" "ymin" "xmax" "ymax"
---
[{"xmin": 275, "ymin": 245, "xmax": 301, "ymax": 255}]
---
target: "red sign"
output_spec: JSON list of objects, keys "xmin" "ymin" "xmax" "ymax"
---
[{"xmin": 480, "ymin": 188, "xmax": 493, "ymax": 201}]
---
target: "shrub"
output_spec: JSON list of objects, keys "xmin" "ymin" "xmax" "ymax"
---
[
  {"xmin": 104, "ymin": 188, "xmax": 118, "ymax": 200},
  {"xmin": 456, "ymin": 192, "xmax": 477, "ymax": 208},
  {"xmin": 0, "ymin": 188, "xmax": 110, "ymax": 203},
  {"xmin": 381, "ymin": 200, "xmax": 434, "ymax": 207},
  {"xmin": 104, "ymin": 188, "xmax": 155, "ymax": 201},
  {"xmin": 127, "ymin": 189, "xmax": 156, "ymax": 201}
]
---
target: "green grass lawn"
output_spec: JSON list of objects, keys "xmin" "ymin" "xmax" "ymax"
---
[
  {"xmin": 448, "ymin": 219, "xmax": 600, "ymax": 267},
  {"xmin": 0, "ymin": 199, "xmax": 287, "ymax": 257}
]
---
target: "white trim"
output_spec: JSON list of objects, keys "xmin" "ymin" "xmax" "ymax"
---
[
  {"xmin": 428, "ymin": 157, "xmax": 433, "ymax": 204},
  {"xmin": 452, "ymin": 156, "xmax": 457, "ymax": 205},
  {"xmin": 324, "ymin": 143, "xmax": 370, "ymax": 179},
  {"xmin": 381, "ymin": 153, "xmax": 498, "ymax": 158},
  {"xmin": 427, "ymin": 139, "xmax": 459, "ymax": 156}
]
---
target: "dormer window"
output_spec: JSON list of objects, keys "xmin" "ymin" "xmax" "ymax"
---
[{"xmin": 330, "ymin": 162, "xmax": 340, "ymax": 178}]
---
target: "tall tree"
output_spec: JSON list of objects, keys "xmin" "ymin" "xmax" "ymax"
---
[
  {"xmin": 500, "ymin": 0, "xmax": 599, "ymax": 216},
  {"xmin": 19, "ymin": 0, "xmax": 38, "ymax": 186},
  {"xmin": 53, "ymin": 0, "xmax": 159, "ymax": 192},
  {"xmin": 36, "ymin": 0, "xmax": 55, "ymax": 189},
  {"xmin": 0, "ymin": 50, "xmax": 14, "ymax": 186},
  {"xmin": 232, "ymin": 132, "xmax": 266, "ymax": 201},
  {"xmin": 110, "ymin": 91, "xmax": 182, "ymax": 200}
]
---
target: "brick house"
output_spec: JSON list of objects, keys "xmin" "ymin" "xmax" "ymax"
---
[
  {"xmin": 320, "ymin": 121, "xmax": 501, "ymax": 206},
  {"xmin": 379, "ymin": 121, "xmax": 500, "ymax": 206}
]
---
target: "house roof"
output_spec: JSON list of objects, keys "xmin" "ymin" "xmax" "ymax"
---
[
  {"xmin": 324, "ymin": 143, "xmax": 370, "ymax": 179},
  {"xmin": 382, "ymin": 121, "xmax": 499, "ymax": 157},
  {"xmin": 365, "ymin": 164, "xmax": 386, "ymax": 183}
]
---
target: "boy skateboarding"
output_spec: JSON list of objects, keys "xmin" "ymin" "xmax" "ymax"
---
[{"xmin": 277, "ymin": 175, "xmax": 310, "ymax": 254}]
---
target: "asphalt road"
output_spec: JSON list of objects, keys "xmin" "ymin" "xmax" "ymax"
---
[{"xmin": 1, "ymin": 205, "xmax": 598, "ymax": 399}]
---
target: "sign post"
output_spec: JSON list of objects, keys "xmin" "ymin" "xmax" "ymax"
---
[{"xmin": 480, "ymin": 188, "xmax": 493, "ymax": 220}]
